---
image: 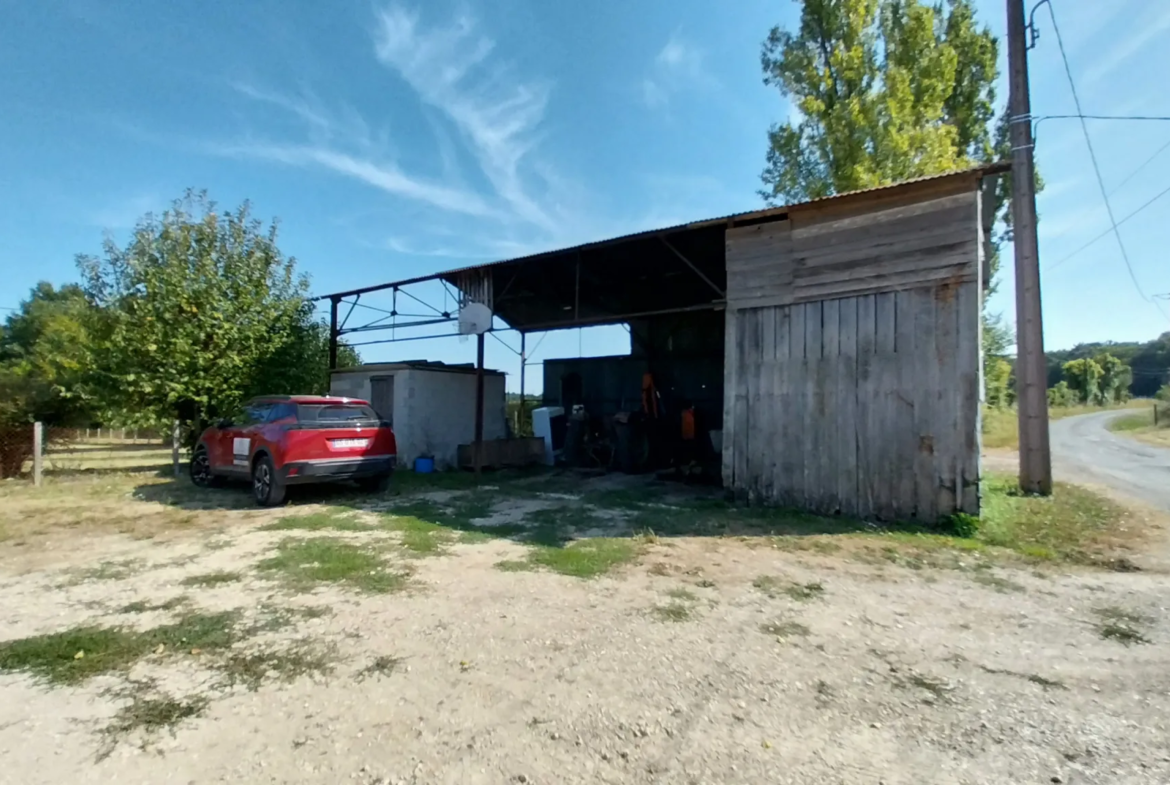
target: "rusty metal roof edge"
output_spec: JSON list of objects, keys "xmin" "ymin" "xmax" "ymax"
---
[{"xmin": 314, "ymin": 162, "xmax": 1010, "ymax": 301}]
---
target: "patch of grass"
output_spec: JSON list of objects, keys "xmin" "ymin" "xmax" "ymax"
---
[
  {"xmin": 760, "ymin": 620, "xmax": 810, "ymax": 637},
  {"xmin": 1093, "ymin": 606, "xmax": 1152, "ymax": 646},
  {"xmin": 357, "ymin": 654, "xmax": 403, "ymax": 681},
  {"xmin": 650, "ymin": 602, "xmax": 692, "ymax": 622},
  {"xmin": 380, "ymin": 495, "xmax": 532, "ymax": 547},
  {"xmin": 218, "ymin": 644, "xmax": 335, "ymax": 691},
  {"xmin": 971, "ymin": 572, "xmax": 1026, "ymax": 593},
  {"xmin": 494, "ymin": 559, "xmax": 536, "ymax": 573},
  {"xmin": 897, "ymin": 672, "xmax": 954, "ymax": 700},
  {"xmin": 522, "ymin": 506, "xmax": 598, "ymax": 547},
  {"xmin": 98, "ymin": 683, "xmax": 208, "ymax": 759},
  {"xmin": 65, "ymin": 558, "xmax": 145, "ymax": 584},
  {"xmin": 666, "ymin": 587, "xmax": 698, "ymax": 602},
  {"xmin": 382, "ymin": 514, "xmax": 456, "ymax": 556},
  {"xmin": 526, "ymin": 537, "xmax": 641, "ymax": 579},
  {"xmin": 245, "ymin": 604, "xmax": 332, "ymax": 634},
  {"xmin": 694, "ymin": 578, "xmax": 717, "ymax": 588},
  {"xmin": 980, "ymin": 474, "xmax": 1133, "ymax": 564},
  {"xmin": 772, "ymin": 536, "xmax": 842, "ymax": 554},
  {"xmin": 260, "ymin": 510, "xmax": 371, "ymax": 532},
  {"xmin": 118, "ymin": 596, "xmax": 189, "ymax": 614},
  {"xmin": 752, "ymin": 575, "xmax": 824, "ymax": 601},
  {"xmin": 180, "ymin": 570, "xmax": 242, "ymax": 588},
  {"xmin": 257, "ymin": 537, "xmax": 409, "ymax": 594},
  {"xmin": 0, "ymin": 611, "xmax": 239, "ymax": 686},
  {"xmin": 784, "ymin": 581, "xmax": 825, "ymax": 601}
]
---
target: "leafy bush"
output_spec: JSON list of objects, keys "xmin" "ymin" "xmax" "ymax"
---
[{"xmin": 941, "ymin": 512, "xmax": 980, "ymax": 539}]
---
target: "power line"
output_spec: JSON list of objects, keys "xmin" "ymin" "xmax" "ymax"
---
[
  {"xmin": 1040, "ymin": 114, "xmax": 1170, "ymax": 123},
  {"xmin": 1045, "ymin": 181, "xmax": 1170, "ymax": 271},
  {"xmin": 1109, "ymin": 137, "xmax": 1170, "ymax": 195},
  {"xmin": 1042, "ymin": 3, "xmax": 1169, "ymax": 321}
]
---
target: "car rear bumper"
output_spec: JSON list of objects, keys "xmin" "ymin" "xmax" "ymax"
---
[{"xmin": 280, "ymin": 455, "xmax": 396, "ymax": 484}]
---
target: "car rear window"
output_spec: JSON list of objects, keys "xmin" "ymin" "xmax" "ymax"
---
[{"xmin": 296, "ymin": 404, "xmax": 381, "ymax": 423}]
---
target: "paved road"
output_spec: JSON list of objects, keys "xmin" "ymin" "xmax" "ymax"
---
[{"xmin": 1050, "ymin": 410, "xmax": 1170, "ymax": 513}]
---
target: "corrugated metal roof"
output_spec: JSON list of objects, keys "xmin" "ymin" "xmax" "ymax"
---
[
  {"xmin": 317, "ymin": 162, "xmax": 1008, "ymax": 301},
  {"xmin": 433, "ymin": 162, "xmax": 1008, "ymax": 279}
]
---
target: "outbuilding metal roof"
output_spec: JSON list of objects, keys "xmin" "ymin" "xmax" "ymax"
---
[{"xmin": 319, "ymin": 162, "xmax": 1008, "ymax": 333}]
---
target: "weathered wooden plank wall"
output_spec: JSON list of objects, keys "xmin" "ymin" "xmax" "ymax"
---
[{"xmin": 722, "ymin": 187, "xmax": 983, "ymax": 520}]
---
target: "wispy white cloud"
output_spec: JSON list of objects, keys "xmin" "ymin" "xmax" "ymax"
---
[
  {"xmin": 642, "ymin": 33, "xmax": 711, "ymax": 108},
  {"xmin": 214, "ymin": 139, "xmax": 495, "ymax": 218},
  {"xmin": 1080, "ymin": 4, "xmax": 1170, "ymax": 86},
  {"xmin": 372, "ymin": 5, "xmax": 555, "ymax": 231}
]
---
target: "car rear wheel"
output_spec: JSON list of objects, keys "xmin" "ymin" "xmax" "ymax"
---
[
  {"xmin": 357, "ymin": 471, "xmax": 392, "ymax": 494},
  {"xmin": 189, "ymin": 446, "xmax": 217, "ymax": 488},
  {"xmin": 252, "ymin": 455, "xmax": 286, "ymax": 506}
]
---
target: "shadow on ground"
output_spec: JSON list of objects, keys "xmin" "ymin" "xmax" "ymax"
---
[{"xmin": 133, "ymin": 467, "xmax": 930, "ymax": 546}]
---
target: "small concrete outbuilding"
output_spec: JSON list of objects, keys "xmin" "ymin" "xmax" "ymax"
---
[{"xmin": 329, "ymin": 361, "xmax": 506, "ymax": 470}]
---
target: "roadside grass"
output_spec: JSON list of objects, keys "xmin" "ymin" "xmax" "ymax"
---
[
  {"xmin": 978, "ymin": 474, "xmax": 1133, "ymax": 564},
  {"xmin": 1108, "ymin": 405, "xmax": 1170, "ymax": 448},
  {"xmin": 982, "ymin": 400, "xmax": 1149, "ymax": 450},
  {"xmin": 257, "ymin": 537, "xmax": 409, "ymax": 594},
  {"xmin": 180, "ymin": 570, "xmax": 242, "ymax": 588}
]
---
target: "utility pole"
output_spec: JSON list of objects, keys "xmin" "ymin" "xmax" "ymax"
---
[{"xmin": 1007, "ymin": 0, "xmax": 1052, "ymax": 495}]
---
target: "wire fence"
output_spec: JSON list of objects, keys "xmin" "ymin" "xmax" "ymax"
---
[{"xmin": 0, "ymin": 424, "xmax": 182, "ymax": 482}]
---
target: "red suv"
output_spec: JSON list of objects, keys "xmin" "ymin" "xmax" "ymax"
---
[{"xmin": 189, "ymin": 396, "xmax": 397, "ymax": 506}]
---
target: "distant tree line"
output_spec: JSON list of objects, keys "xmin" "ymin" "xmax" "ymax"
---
[
  {"xmin": 983, "ymin": 333, "xmax": 1170, "ymax": 410},
  {"xmin": 0, "ymin": 191, "xmax": 359, "ymax": 437}
]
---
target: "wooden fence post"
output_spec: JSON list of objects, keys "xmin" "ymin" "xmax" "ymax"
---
[
  {"xmin": 33, "ymin": 422, "xmax": 43, "ymax": 487},
  {"xmin": 172, "ymin": 420, "xmax": 181, "ymax": 478}
]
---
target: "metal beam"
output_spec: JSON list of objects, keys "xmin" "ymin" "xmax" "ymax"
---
[
  {"xmin": 328, "ymin": 298, "xmax": 339, "ymax": 370},
  {"xmin": 518, "ymin": 301, "xmax": 724, "ymax": 333},
  {"xmin": 659, "ymin": 236, "xmax": 725, "ymax": 298},
  {"xmin": 339, "ymin": 316, "xmax": 456, "ymax": 335}
]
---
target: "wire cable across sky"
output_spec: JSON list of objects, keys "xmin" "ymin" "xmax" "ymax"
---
[{"xmin": 1042, "ymin": 2, "xmax": 1169, "ymax": 321}]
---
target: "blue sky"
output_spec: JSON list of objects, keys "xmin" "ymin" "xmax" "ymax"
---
[{"xmin": 2, "ymin": 0, "xmax": 1168, "ymax": 393}]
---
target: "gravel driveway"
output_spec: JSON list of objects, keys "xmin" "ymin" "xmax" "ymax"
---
[{"xmin": 1, "ymin": 492, "xmax": 1168, "ymax": 784}]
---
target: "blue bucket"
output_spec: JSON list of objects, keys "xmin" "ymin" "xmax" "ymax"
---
[{"xmin": 414, "ymin": 456, "xmax": 435, "ymax": 474}]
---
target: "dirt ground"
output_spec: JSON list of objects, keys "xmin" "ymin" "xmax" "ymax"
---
[{"xmin": 1, "ymin": 468, "xmax": 1168, "ymax": 785}]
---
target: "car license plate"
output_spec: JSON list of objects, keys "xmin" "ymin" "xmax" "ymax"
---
[{"xmin": 330, "ymin": 438, "xmax": 370, "ymax": 449}]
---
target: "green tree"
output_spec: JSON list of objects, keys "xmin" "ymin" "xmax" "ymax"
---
[
  {"xmin": 77, "ymin": 191, "xmax": 313, "ymax": 427},
  {"xmin": 0, "ymin": 282, "xmax": 95, "ymax": 426},
  {"xmin": 760, "ymin": 0, "xmax": 997, "ymax": 203},
  {"xmin": 247, "ymin": 318, "xmax": 360, "ymax": 399},
  {"xmin": 1061, "ymin": 357, "xmax": 1103, "ymax": 405},
  {"xmin": 1094, "ymin": 352, "xmax": 1131, "ymax": 404},
  {"xmin": 1046, "ymin": 380, "xmax": 1075, "ymax": 408},
  {"xmin": 984, "ymin": 355, "xmax": 1012, "ymax": 409},
  {"xmin": 760, "ymin": 0, "xmax": 1021, "ymax": 377}
]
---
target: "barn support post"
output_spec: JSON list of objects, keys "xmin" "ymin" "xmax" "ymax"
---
[
  {"xmin": 474, "ymin": 332, "xmax": 485, "ymax": 475},
  {"xmin": 518, "ymin": 331, "xmax": 527, "ymax": 435},
  {"xmin": 328, "ymin": 297, "xmax": 340, "ymax": 371}
]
